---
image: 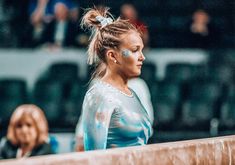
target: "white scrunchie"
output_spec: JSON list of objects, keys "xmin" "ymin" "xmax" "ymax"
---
[{"xmin": 96, "ymin": 16, "xmax": 113, "ymax": 28}]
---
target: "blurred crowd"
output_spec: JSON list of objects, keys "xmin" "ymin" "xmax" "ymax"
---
[
  {"xmin": 0, "ymin": 0, "xmax": 87, "ymax": 49},
  {"xmin": 0, "ymin": 0, "xmax": 234, "ymax": 49}
]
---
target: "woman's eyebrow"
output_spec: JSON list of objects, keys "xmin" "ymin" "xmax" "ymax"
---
[
  {"xmin": 129, "ymin": 45, "xmax": 139, "ymax": 49},
  {"xmin": 131, "ymin": 45, "xmax": 144, "ymax": 50}
]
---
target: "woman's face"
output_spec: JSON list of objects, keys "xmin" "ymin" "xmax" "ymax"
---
[
  {"xmin": 117, "ymin": 31, "xmax": 145, "ymax": 78},
  {"xmin": 15, "ymin": 115, "xmax": 38, "ymax": 146}
]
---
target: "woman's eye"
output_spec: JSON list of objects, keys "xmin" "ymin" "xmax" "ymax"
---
[
  {"xmin": 27, "ymin": 124, "xmax": 31, "ymax": 127},
  {"xmin": 132, "ymin": 49, "xmax": 138, "ymax": 52},
  {"xmin": 16, "ymin": 124, "xmax": 22, "ymax": 128}
]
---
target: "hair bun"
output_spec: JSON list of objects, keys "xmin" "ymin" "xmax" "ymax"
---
[
  {"xmin": 81, "ymin": 7, "xmax": 113, "ymax": 31},
  {"xmin": 95, "ymin": 16, "xmax": 113, "ymax": 28}
]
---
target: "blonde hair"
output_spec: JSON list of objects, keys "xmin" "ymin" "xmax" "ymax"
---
[
  {"xmin": 81, "ymin": 6, "xmax": 140, "ymax": 79},
  {"xmin": 7, "ymin": 104, "xmax": 49, "ymax": 146}
]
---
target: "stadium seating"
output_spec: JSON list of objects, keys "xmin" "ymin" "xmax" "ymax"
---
[
  {"xmin": 140, "ymin": 62, "xmax": 157, "ymax": 86},
  {"xmin": 49, "ymin": 62, "xmax": 79, "ymax": 82},
  {"xmin": 62, "ymin": 79, "xmax": 87, "ymax": 128},
  {"xmin": 151, "ymin": 80, "xmax": 182, "ymax": 134},
  {"xmin": 0, "ymin": 79, "xmax": 27, "ymax": 125},
  {"xmin": 32, "ymin": 79, "xmax": 64, "ymax": 127}
]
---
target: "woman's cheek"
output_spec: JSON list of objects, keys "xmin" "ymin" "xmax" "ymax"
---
[{"xmin": 121, "ymin": 49, "xmax": 132, "ymax": 57}]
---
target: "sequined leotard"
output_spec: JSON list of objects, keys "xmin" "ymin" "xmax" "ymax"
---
[{"xmin": 82, "ymin": 80, "xmax": 152, "ymax": 150}]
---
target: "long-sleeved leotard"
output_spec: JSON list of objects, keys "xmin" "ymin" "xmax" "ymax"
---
[{"xmin": 82, "ymin": 80, "xmax": 152, "ymax": 150}]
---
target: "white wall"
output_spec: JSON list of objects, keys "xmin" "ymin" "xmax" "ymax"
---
[
  {"xmin": 0, "ymin": 48, "xmax": 208, "ymax": 90},
  {"xmin": 0, "ymin": 49, "xmax": 87, "ymax": 90},
  {"xmin": 145, "ymin": 49, "xmax": 208, "ymax": 79}
]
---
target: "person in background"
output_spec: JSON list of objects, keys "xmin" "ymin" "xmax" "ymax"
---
[
  {"xmin": 28, "ymin": 0, "xmax": 50, "ymax": 42},
  {"xmin": 0, "ymin": 104, "xmax": 54, "ymax": 159},
  {"xmin": 120, "ymin": 3, "xmax": 149, "ymax": 47},
  {"xmin": 78, "ymin": 6, "xmax": 152, "ymax": 151},
  {"xmin": 28, "ymin": 0, "xmax": 79, "ymax": 47},
  {"xmin": 188, "ymin": 9, "xmax": 220, "ymax": 48}
]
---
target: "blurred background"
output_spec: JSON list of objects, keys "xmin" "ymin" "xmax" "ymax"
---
[{"xmin": 0, "ymin": 0, "xmax": 234, "ymax": 153}]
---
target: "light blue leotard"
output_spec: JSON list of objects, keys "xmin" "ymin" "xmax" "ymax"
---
[{"xmin": 82, "ymin": 80, "xmax": 152, "ymax": 150}]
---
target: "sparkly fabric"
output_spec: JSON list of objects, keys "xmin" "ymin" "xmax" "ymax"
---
[{"xmin": 82, "ymin": 80, "xmax": 152, "ymax": 151}]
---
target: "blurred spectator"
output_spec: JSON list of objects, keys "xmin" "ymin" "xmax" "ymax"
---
[
  {"xmin": 1, "ymin": 0, "xmax": 29, "ymax": 47},
  {"xmin": 29, "ymin": 0, "xmax": 49, "ymax": 41},
  {"xmin": 188, "ymin": 9, "xmax": 220, "ymax": 48},
  {"xmin": 0, "ymin": 104, "xmax": 54, "ymax": 159},
  {"xmin": 0, "ymin": 0, "xmax": 12, "ymax": 47},
  {"xmin": 28, "ymin": 0, "xmax": 80, "ymax": 48},
  {"xmin": 120, "ymin": 3, "xmax": 149, "ymax": 48}
]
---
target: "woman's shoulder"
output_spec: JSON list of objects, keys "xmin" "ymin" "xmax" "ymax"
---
[
  {"xmin": 32, "ymin": 142, "xmax": 54, "ymax": 156},
  {"xmin": 0, "ymin": 137, "xmax": 8, "ymax": 147},
  {"xmin": 86, "ymin": 80, "xmax": 117, "ymax": 97},
  {"xmin": 0, "ymin": 137, "xmax": 16, "ymax": 149},
  {"xmin": 84, "ymin": 81, "xmax": 120, "ymax": 107},
  {"xmin": 0, "ymin": 137, "xmax": 18, "ymax": 159}
]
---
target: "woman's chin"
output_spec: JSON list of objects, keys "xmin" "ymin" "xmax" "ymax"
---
[{"xmin": 132, "ymin": 72, "xmax": 141, "ymax": 77}]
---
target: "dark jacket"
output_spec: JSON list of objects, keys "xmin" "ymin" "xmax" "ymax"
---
[
  {"xmin": 40, "ymin": 19, "xmax": 79, "ymax": 47},
  {"xmin": 0, "ymin": 138, "xmax": 54, "ymax": 159}
]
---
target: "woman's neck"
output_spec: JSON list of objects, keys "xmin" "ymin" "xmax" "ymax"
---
[
  {"xmin": 101, "ymin": 71, "xmax": 131, "ymax": 95},
  {"xmin": 20, "ymin": 142, "xmax": 35, "ymax": 156}
]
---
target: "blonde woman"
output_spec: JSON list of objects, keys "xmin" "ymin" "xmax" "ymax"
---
[
  {"xmin": 0, "ymin": 104, "xmax": 53, "ymax": 159},
  {"xmin": 80, "ymin": 7, "xmax": 152, "ymax": 151}
]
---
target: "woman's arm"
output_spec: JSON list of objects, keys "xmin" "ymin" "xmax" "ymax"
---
[
  {"xmin": 82, "ymin": 92, "xmax": 114, "ymax": 150},
  {"xmin": 30, "ymin": 0, "xmax": 48, "ymax": 25},
  {"xmin": 74, "ymin": 116, "xmax": 84, "ymax": 152}
]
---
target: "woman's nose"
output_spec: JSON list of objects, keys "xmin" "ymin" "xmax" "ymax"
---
[
  {"xmin": 139, "ymin": 52, "xmax": 145, "ymax": 61},
  {"xmin": 21, "ymin": 125, "xmax": 28, "ymax": 132}
]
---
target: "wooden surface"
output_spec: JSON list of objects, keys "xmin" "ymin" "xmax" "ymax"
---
[{"xmin": 0, "ymin": 135, "xmax": 235, "ymax": 165}]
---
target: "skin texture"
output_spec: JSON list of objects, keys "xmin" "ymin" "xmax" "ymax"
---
[
  {"xmin": 102, "ymin": 30, "xmax": 145, "ymax": 96},
  {"xmin": 30, "ymin": 0, "xmax": 48, "ymax": 25},
  {"xmin": 121, "ymin": 49, "xmax": 131, "ymax": 57},
  {"xmin": 116, "ymin": 30, "xmax": 145, "ymax": 78},
  {"xmin": 54, "ymin": 3, "xmax": 69, "ymax": 21},
  {"xmin": 121, "ymin": 4, "xmax": 138, "ymax": 21},
  {"xmin": 15, "ymin": 115, "xmax": 38, "ymax": 155}
]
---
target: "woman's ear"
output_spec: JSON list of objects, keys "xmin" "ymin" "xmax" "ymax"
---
[{"xmin": 106, "ymin": 49, "xmax": 118, "ymax": 64}]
